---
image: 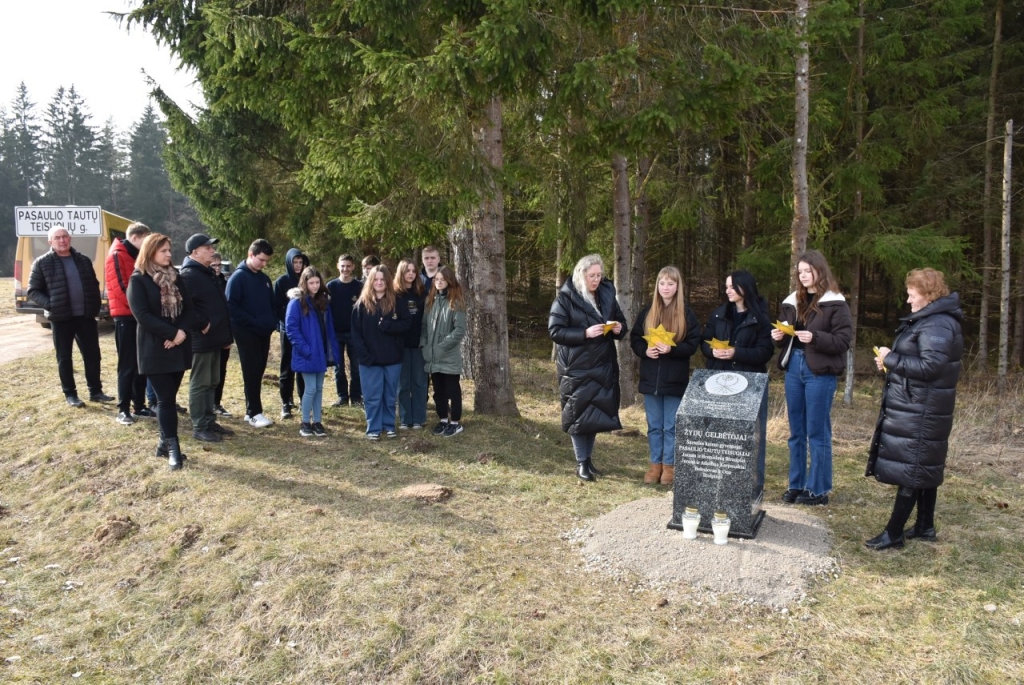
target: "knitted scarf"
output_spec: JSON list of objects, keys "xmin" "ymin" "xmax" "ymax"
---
[{"xmin": 148, "ymin": 264, "xmax": 183, "ymax": 319}]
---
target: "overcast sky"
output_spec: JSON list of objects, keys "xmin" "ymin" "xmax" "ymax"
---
[{"xmin": 0, "ymin": 0, "xmax": 205, "ymax": 133}]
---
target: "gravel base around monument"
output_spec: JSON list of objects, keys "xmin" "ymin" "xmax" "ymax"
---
[{"xmin": 564, "ymin": 493, "xmax": 839, "ymax": 608}]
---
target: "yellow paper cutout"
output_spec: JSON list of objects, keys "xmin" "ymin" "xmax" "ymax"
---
[
  {"xmin": 707, "ymin": 338, "xmax": 733, "ymax": 350},
  {"xmin": 872, "ymin": 346, "xmax": 881, "ymax": 357},
  {"xmin": 602, "ymin": 321, "xmax": 618, "ymax": 335},
  {"xmin": 642, "ymin": 324, "xmax": 677, "ymax": 348},
  {"xmin": 772, "ymin": 320, "xmax": 796, "ymax": 336}
]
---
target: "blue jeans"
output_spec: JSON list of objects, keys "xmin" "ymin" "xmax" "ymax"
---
[
  {"xmin": 360, "ymin": 363, "xmax": 401, "ymax": 434},
  {"xmin": 784, "ymin": 349, "xmax": 837, "ymax": 496},
  {"xmin": 299, "ymin": 371, "xmax": 325, "ymax": 423},
  {"xmin": 644, "ymin": 394, "xmax": 682, "ymax": 465},
  {"xmin": 398, "ymin": 347, "xmax": 428, "ymax": 425},
  {"xmin": 570, "ymin": 433, "xmax": 596, "ymax": 463}
]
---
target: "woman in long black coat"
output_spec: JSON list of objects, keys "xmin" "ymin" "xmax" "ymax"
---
[
  {"xmin": 548, "ymin": 254, "xmax": 627, "ymax": 482},
  {"xmin": 865, "ymin": 268, "xmax": 964, "ymax": 550},
  {"xmin": 127, "ymin": 233, "xmax": 193, "ymax": 470}
]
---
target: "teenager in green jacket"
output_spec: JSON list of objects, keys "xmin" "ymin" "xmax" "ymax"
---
[{"xmin": 421, "ymin": 265, "xmax": 467, "ymax": 437}]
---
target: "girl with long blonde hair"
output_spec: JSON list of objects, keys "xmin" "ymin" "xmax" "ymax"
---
[{"xmin": 629, "ymin": 266, "xmax": 701, "ymax": 485}]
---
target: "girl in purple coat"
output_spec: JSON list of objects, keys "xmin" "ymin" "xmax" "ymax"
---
[{"xmin": 286, "ymin": 267, "xmax": 341, "ymax": 437}]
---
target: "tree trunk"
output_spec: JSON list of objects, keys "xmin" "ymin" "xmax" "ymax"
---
[
  {"xmin": 743, "ymin": 146, "xmax": 756, "ymax": 249},
  {"xmin": 468, "ymin": 95, "xmax": 519, "ymax": 416},
  {"xmin": 980, "ymin": 0, "xmax": 1004, "ymax": 367},
  {"xmin": 1012, "ymin": 225, "xmax": 1024, "ymax": 368},
  {"xmin": 998, "ymin": 119, "xmax": 1012, "ymax": 394},
  {"xmin": 790, "ymin": 0, "xmax": 811, "ymax": 289},
  {"xmin": 449, "ymin": 217, "xmax": 475, "ymax": 381},
  {"xmin": 844, "ymin": 0, "xmax": 866, "ymax": 407},
  {"xmin": 612, "ymin": 152, "xmax": 637, "ymax": 408}
]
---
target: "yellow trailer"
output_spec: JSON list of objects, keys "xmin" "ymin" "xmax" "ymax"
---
[{"xmin": 13, "ymin": 206, "xmax": 135, "ymax": 325}]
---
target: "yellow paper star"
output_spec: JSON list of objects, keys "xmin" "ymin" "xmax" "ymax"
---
[
  {"xmin": 707, "ymin": 337, "xmax": 733, "ymax": 350},
  {"xmin": 643, "ymin": 324, "xmax": 677, "ymax": 348},
  {"xmin": 772, "ymin": 320, "xmax": 796, "ymax": 336},
  {"xmin": 602, "ymin": 322, "xmax": 618, "ymax": 334}
]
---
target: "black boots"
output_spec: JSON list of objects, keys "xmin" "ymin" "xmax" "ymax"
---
[
  {"xmin": 167, "ymin": 438, "xmax": 183, "ymax": 471},
  {"xmin": 576, "ymin": 460, "xmax": 596, "ymax": 482},
  {"xmin": 867, "ymin": 486, "xmax": 917, "ymax": 550},
  {"xmin": 904, "ymin": 524, "xmax": 938, "ymax": 542},
  {"xmin": 865, "ymin": 530, "xmax": 905, "ymax": 550},
  {"xmin": 156, "ymin": 438, "xmax": 187, "ymax": 463}
]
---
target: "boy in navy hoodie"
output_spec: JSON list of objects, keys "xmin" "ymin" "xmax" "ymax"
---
[{"xmin": 273, "ymin": 248, "xmax": 309, "ymax": 418}]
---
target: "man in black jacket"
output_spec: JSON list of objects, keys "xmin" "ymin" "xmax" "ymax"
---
[
  {"xmin": 180, "ymin": 234, "xmax": 235, "ymax": 442},
  {"xmin": 226, "ymin": 239, "xmax": 277, "ymax": 428},
  {"xmin": 27, "ymin": 225, "xmax": 113, "ymax": 407}
]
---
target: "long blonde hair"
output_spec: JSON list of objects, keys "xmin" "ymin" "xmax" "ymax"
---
[
  {"xmin": 644, "ymin": 266, "xmax": 687, "ymax": 341},
  {"xmin": 358, "ymin": 265, "xmax": 396, "ymax": 315}
]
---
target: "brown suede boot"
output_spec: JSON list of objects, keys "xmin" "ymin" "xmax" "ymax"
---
[
  {"xmin": 660, "ymin": 465, "xmax": 675, "ymax": 486},
  {"xmin": 643, "ymin": 462, "xmax": 663, "ymax": 484}
]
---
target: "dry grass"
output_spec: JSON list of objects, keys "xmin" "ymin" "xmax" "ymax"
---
[{"xmin": 0, "ymin": 327, "xmax": 1022, "ymax": 683}]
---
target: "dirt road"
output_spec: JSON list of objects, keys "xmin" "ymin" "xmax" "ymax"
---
[{"xmin": 0, "ymin": 314, "xmax": 113, "ymax": 365}]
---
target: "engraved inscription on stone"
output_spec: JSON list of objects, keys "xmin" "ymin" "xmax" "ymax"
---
[{"xmin": 704, "ymin": 372, "xmax": 748, "ymax": 396}]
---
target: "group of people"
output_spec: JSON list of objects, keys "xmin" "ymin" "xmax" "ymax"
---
[
  {"xmin": 28, "ymin": 226, "xmax": 469, "ymax": 470},
  {"xmin": 548, "ymin": 252, "xmax": 964, "ymax": 551}
]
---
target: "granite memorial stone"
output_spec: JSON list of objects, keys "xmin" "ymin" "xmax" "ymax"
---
[{"xmin": 667, "ymin": 369, "xmax": 769, "ymax": 539}]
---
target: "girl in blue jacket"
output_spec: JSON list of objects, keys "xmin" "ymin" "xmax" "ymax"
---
[{"xmin": 286, "ymin": 267, "xmax": 341, "ymax": 437}]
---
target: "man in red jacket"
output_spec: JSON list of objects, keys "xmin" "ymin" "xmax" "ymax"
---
[{"xmin": 105, "ymin": 221, "xmax": 153, "ymax": 425}]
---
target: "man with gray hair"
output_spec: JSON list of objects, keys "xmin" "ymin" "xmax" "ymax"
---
[{"xmin": 28, "ymin": 225, "xmax": 113, "ymax": 407}]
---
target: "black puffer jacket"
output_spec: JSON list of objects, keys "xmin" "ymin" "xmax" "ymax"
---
[
  {"xmin": 27, "ymin": 248, "xmax": 101, "ymax": 321},
  {"xmin": 866, "ymin": 293, "xmax": 964, "ymax": 489},
  {"xmin": 700, "ymin": 300, "xmax": 775, "ymax": 373},
  {"xmin": 630, "ymin": 303, "xmax": 701, "ymax": 396},
  {"xmin": 548, "ymin": 279, "xmax": 628, "ymax": 434}
]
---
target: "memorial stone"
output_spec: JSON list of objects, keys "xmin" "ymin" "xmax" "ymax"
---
[{"xmin": 668, "ymin": 369, "xmax": 769, "ymax": 539}]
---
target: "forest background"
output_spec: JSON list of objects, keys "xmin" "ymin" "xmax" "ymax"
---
[{"xmin": 2, "ymin": 0, "xmax": 1024, "ymax": 409}]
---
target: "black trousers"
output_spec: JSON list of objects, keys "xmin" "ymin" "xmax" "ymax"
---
[
  {"xmin": 886, "ymin": 486, "xmax": 939, "ymax": 536},
  {"xmin": 332, "ymin": 332, "xmax": 362, "ymax": 401},
  {"xmin": 50, "ymin": 315, "xmax": 103, "ymax": 398},
  {"xmin": 149, "ymin": 370, "xmax": 185, "ymax": 440},
  {"xmin": 215, "ymin": 347, "xmax": 231, "ymax": 406},
  {"xmin": 114, "ymin": 318, "xmax": 147, "ymax": 414},
  {"xmin": 431, "ymin": 372, "xmax": 462, "ymax": 422},
  {"xmin": 278, "ymin": 332, "xmax": 305, "ymax": 407},
  {"xmin": 234, "ymin": 328, "xmax": 271, "ymax": 417}
]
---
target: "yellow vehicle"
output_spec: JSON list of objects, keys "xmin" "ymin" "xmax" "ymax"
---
[{"xmin": 13, "ymin": 206, "xmax": 135, "ymax": 325}]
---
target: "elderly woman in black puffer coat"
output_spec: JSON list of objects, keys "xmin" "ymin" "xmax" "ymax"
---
[
  {"xmin": 549, "ymin": 254, "xmax": 628, "ymax": 482},
  {"xmin": 865, "ymin": 268, "xmax": 964, "ymax": 550}
]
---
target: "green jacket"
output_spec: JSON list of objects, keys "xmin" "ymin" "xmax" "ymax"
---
[{"xmin": 421, "ymin": 291, "xmax": 467, "ymax": 375}]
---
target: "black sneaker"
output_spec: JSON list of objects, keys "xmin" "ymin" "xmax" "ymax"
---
[
  {"xmin": 443, "ymin": 423, "xmax": 464, "ymax": 437},
  {"xmin": 192, "ymin": 429, "xmax": 223, "ymax": 443},
  {"xmin": 281, "ymin": 406, "xmax": 294, "ymax": 419},
  {"xmin": 66, "ymin": 395, "xmax": 85, "ymax": 408},
  {"xmin": 781, "ymin": 488, "xmax": 802, "ymax": 504},
  {"xmin": 366, "ymin": 432, "xmax": 380, "ymax": 441},
  {"xmin": 385, "ymin": 430, "xmax": 398, "ymax": 439},
  {"xmin": 351, "ymin": 399, "xmax": 363, "ymax": 407},
  {"xmin": 332, "ymin": 398, "xmax": 348, "ymax": 407},
  {"xmin": 210, "ymin": 422, "xmax": 235, "ymax": 436},
  {"xmin": 312, "ymin": 422, "xmax": 327, "ymax": 437},
  {"xmin": 133, "ymin": 407, "xmax": 157, "ymax": 419},
  {"xmin": 399, "ymin": 423, "xmax": 410, "ymax": 430},
  {"xmin": 116, "ymin": 411, "xmax": 135, "ymax": 425},
  {"xmin": 432, "ymin": 421, "xmax": 448, "ymax": 435},
  {"xmin": 176, "ymin": 404, "xmax": 188, "ymax": 415},
  {"xmin": 795, "ymin": 492, "xmax": 829, "ymax": 506},
  {"xmin": 299, "ymin": 422, "xmax": 315, "ymax": 437},
  {"xmin": 90, "ymin": 392, "xmax": 114, "ymax": 402},
  {"xmin": 213, "ymin": 405, "xmax": 231, "ymax": 417}
]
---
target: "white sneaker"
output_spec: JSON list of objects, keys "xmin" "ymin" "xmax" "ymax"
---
[{"xmin": 244, "ymin": 413, "xmax": 274, "ymax": 428}]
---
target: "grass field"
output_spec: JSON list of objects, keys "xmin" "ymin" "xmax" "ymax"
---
[{"xmin": 1, "ymin": 284, "xmax": 1022, "ymax": 683}]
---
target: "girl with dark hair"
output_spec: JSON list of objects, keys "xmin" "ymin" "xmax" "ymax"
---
[
  {"xmin": 548, "ymin": 254, "xmax": 628, "ymax": 481},
  {"xmin": 630, "ymin": 266, "xmax": 701, "ymax": 485},
  {"xmin": 701, "ymin": 269, "xmax": 775, "ymax": 493},
  {"xmin": 286, "ymin": 266, "xmax": 341, "ymax": 437},
  {"xmin": 395, "ymin": 259, "xmax": 428, "ymax": 429},
  {"xmin": 351, "ymin": 265, "xmax": 411, "ymax": 440},
  {"xmin": 701, "ymin": 270, "xmax": 774, "ymax": 373},
  {"xmin": 127, "ymin": 233, "xmax": 193, "ymax": 470},
  {"xmin": 421, "ymin": 266, "xmax": 468, "ymax": 436},
  {"xmin": 771, "ymin": 250, "xmax": 852, "ymax": 506}
]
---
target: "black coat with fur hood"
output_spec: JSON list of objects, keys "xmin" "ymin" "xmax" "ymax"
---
[{"xmin": 548, "ymin": 279, "xmax": 628, "ymax": 434}]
